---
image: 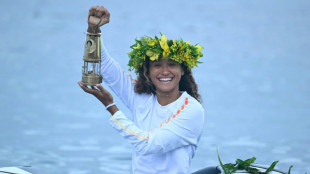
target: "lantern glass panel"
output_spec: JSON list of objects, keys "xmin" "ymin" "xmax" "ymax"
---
[{"xmin": 83, "ymin": 62, "xmax": 100, "ymax": 75}]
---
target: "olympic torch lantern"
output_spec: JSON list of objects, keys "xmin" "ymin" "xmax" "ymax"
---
[{"xmin": 81, "ymin": 33, "xmax": 103, "ymax": 86}]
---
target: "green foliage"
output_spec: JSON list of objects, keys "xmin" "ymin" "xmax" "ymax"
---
[
  {"xmin": 127, "ymin": 34, "xmax": 204, "ymax": 73},
  {"xmin": 235, "ymin": 158, "xmax": 260, "ymax": 172},
  {"xmin": 217, "ymin": 148, "xmax": 236, "ymax": 174},
  {"xmin": 287, "ymin": 165, "xmax": 293, "ymax": 174},
  {"xmin": 265, "ymin": 161, "xmax": 279, "ymax": 173},
  {"xmin": 216, "ymin": 149, "xmax": 293, "ymax": 174}
]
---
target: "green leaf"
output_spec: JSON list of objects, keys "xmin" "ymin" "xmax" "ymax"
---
[
  {"xmin": 265, "ymin": 161, "xmax": 279, "ymax": 173},
  {"xmin": 235, "ymin": 159, "xmax": 246, "ymax": 170},
  {"xmin": 223, "ymin": 163, "xmax": 236, "ymax": 174},
  {"xmin": 244, "ymin": 157, "xmax": 257, "ymax": 165},
  {"xmin": 217, "ymin": 148, "xmax": 236, "ymax": 174},
  {"xmin": 288, "ymin": 165, "xmax": 293, "ymax": 174},
  {"xmin": 167, "ymin": 40, "xmax": 173, "ymax": 46},
  {"xmin": 217, "ymin": 148, "xmax": 227, "ymax": 174},
  {"xmin": 235, "ymin": 157, "xmax": 256, "ymax": 170},
  {"xmin": 246, "ymin": 166, "xmax": 260, "ymax": 173},
  {"xmin": 153, "ymin": 48, "xmax": 162, "ymax": 52}
]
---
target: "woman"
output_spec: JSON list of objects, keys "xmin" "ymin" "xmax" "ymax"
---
[{"xmin": 79, "ymin": 6, "xmax": 205, "ymax": 174}]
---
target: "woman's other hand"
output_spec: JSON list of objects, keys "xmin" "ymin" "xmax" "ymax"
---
[{"xmin": 78, "ymin": 81, "xmax": 118, "ymax": 115}]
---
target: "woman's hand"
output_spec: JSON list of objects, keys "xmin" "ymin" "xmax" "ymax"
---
[
  {"xmin": 87, "ymin": 6, "xmax": 110, "ymax": 33},
  {"xmin": 78, "ymin": 81, "xmax": 119, "ymax": 115}
]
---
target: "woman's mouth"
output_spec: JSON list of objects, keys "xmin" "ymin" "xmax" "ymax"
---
[{"xmin": 158, "ymin": 77, "xmax": 173, "ymax": 82}]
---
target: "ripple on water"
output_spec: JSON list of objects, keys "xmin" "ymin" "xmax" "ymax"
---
[
  {"xmin": 23, "ymin": 130, "xmax": 47, "ymax": 136},
  {"xmin": 56, "ymin": 123, "xmax": 91, "ymax": 129},
  {"xmin": 59, "ymin": 145, "xmax": 101, "ymax": 151},
  {"xmin": 271, "ymin": 146, "xmax": 291, "ymax": 155},
  {"xmin": 99, "ymin": 158, "xmax": 131, "ymax": 174},
  {"xmin": 68, "ymin": 169, "xmax": 89, "ymax": 174},
  {"xmin": 280, "ymin": 157, "xmax": 302, "ymax": 164},
  {"xmin": 62, "ymin": 157, "xmax": 94, "ymax": 163},
  {"xmin": 98, "ymin": 146, "xmax": 132, "ymax": 174},
  {"xmin": 105, "ymin": 145, "xmax": 131, "ymax": 154},
  {"xmin": 222, "ymin": 137, "xmax": 266, "ymax": 148}
]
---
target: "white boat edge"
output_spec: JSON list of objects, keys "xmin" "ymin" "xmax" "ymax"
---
[{"xmin": 0, "ymin": 167, "xmax": 32, "ymax": 174}]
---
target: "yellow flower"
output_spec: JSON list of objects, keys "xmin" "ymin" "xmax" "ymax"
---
[
  {"xmin": 147, "ymin": 40, "xmax": 156, "ymax": 46},
  {"xmin": 160, "ymin": 35, "xmax": 169, "ymax": 51},
  {"xmin": 159, "ymin": 35, "xmax": 170, "ymax": 58},
  {"xmin": 146, "ymin": 50, "xmax": 154, "ymax": 57},
  {"xmin": 163, "ymin": 51, "xmax": 170, "ymax": 58},
  {"xmin": 195, "ymin": 45, "xmax": 202, "ymax": 52},
  {"xmin": 133, "ymin": 43, "xmax": 141, "ymax": 49},
  {"xmin": 183, "ymin": 51, "xmax": 191, "ymax": 61},
  {"xmin": 140, "ymin": 55, "xmax": 146, "ymax": 60},
  {"xmin": 150, "ymin": 53, "xmax": 159, "ymax": 61},
  {"xmin": 178, "ymin": 44, "xmax": 184, "ymax": 51},
  {"xmin": 170, "ymin": 41, "xmax": 177, "ymax": 51},
  {"xmin": 177, "ymin": 50, "xmax": 184, "ymax": 59}
]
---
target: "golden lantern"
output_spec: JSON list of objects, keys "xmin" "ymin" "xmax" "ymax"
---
[{"xmin": 81, "ymin": 33, "xmax": 103, "ymax": 85}]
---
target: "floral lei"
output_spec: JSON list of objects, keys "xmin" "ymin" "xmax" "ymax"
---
[{"xmin": 128, "ymin": 34, "xmax": 203, "ymax": 73}]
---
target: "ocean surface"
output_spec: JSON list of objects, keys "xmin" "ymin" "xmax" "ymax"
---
[{"xmin": 0, "ymin": 0, "xmax": 309, "ymax": 173}]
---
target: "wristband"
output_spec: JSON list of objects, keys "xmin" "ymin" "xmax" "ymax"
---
[{"xmin": 105, "ymin": 103, "xmax": 116, "ymax": 110}]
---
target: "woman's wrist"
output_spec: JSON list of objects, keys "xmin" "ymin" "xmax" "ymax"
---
[
  {"xmin": 87, "ymin": 26, "xmax": 101, "ymax": 34},
  {"xmin": 105, "ymin": 103, "xmax": 116, "ymax": 110},
  {"xmin": 103, "ymin": 102, "xmax": 119, "ymax": 115},
  {"xmin": 107, "ymin": 105, "xmax": 119, "ymax": 115}
]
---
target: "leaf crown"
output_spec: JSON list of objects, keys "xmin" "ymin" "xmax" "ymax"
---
[{"xmin": 128, "ymin": 34, "xmax": 204, "ymax": 73}]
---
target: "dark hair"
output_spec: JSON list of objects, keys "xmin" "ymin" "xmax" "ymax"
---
[{"xmin": 134, "ymin": 58, "xmax": 202, "ymax": 103}]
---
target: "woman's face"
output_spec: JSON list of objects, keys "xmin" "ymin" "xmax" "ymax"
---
[{"xmin": 149, "ymin": 59, "xmax": 184, "ymax": 95}]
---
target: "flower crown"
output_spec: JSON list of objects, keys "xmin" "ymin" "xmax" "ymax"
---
[{"xmin": 128, "ymin": 34, "xmax": 203, "ymax": 73}]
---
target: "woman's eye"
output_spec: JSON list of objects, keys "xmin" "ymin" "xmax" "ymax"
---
[
  {"xmin": 153, "ymin": 63, "xmax": 161, "ymax": 67},
  {"xmin": 169, "ymin": 63, "xmax": 176, "ymax": 67}
]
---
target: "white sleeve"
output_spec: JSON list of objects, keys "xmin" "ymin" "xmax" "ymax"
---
[
  {"xmin": 109, "ymin": 98, "xmax": 204, "ymax": 155},
  {"xmin": 100, "ymin": 42, "xmax": 136, "ymax": 110}
]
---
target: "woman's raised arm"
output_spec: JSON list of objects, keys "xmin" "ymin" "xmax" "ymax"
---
[{"xmin": 83, "ymin": 6, "xmax": 137, "ymax": 111}]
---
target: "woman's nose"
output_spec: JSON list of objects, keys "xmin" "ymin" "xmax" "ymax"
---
[{"xmin": 161, "ymin": 65, "xmax": 169, "ymax": 74}]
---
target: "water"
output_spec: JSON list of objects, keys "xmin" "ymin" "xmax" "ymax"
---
[{"xmin": 0, "ymin": 0, "xmax": 309, "ymax": 173}]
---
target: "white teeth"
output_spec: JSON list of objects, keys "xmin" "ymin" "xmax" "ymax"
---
[{"xmin": 159, "ymin": 78, "xmax": 172, "ymax": 82}]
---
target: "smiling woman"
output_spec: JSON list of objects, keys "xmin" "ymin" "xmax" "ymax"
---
[
  {"xmin": 134, "ymin": 42, "xmax": 202, "ymax": 104},
  {"xmin": 78, "ymin": 5, "xmax": 205, "ymax": 174},
  {"xmin": 144, "ymin": 59, "xmax": 185, "ymax": 105}
]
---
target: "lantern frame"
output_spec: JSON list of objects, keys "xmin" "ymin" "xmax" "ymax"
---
[{"xmin": 81, "ymin": 33, "xmax": 103, "ymax": 86}]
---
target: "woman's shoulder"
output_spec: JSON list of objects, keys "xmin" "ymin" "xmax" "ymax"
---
[
  {"xmin": 172, "ymin": 92, "xmax": 204, "ymax": 122},
  {"xmin": 176, "ymin": 92, "xmax": 205, "ymax": 130},
  {"xmin": 182, "ymin": 92, "xmax": 204, "ymax": 111}
]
